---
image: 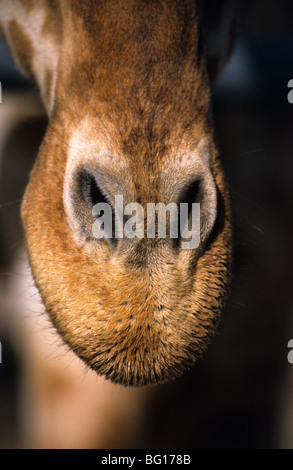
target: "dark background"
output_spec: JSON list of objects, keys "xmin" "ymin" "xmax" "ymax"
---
[{"xmin": 0, "ymin": 0, "xmax": 293, "ymax": 449}]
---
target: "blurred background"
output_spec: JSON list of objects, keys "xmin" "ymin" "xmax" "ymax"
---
[{"xmin": 0, "ymin": 0, "xmax": 293, "ymax": 449}]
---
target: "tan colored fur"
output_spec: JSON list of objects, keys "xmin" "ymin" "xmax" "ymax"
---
[
  {"xmin": 0, "ymin": 0, "xmax": 61, "ymax": 112},
  {"xmin": 0, "ymin": 0, "xmax": 233, "ymax": 386}
]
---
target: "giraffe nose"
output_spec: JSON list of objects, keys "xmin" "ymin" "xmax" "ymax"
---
[{"xmin": 63, "ymin": 159, "xmax": 217, "ymax": 253}]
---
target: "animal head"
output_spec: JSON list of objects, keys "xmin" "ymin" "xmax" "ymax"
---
[{"xmin": 0, "ymin": 0, "xmax": 234, "ymax": 385}]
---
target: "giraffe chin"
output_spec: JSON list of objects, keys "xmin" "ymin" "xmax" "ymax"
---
[
  {"xmin": 25, "ymin": 234, "xmax": 231, "ymax": 386},
  {"xmin": 25, "ymin": 242, "xmax": 232, "ymax": 387}
]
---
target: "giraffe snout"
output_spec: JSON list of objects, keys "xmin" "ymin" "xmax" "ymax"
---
[{"xmin": 63, "ymin": 153, "xmax": 218, "ymax": 257}]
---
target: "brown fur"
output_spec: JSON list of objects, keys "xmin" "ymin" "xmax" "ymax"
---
[
  {"xmin": 44, "ymin": 68, "xmax": 54, "ymax": 105},
  {"xmin": 7, "ymin": 19, "xmax": 35, "ymax": 80},
  {"xmin": 0, "ymin": 0, "xmax": 233, "ymax": 386},
  {"xmin": 19, "ymin": 0, "xmax": 35, "ymax": 13},
  {"xmin": 41, "ymin": 1, "xmax": 62, "ymax": 41}
]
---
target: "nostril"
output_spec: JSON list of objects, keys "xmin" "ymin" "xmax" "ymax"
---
[
  {"xmin": 180, "ymin": 178, "xmax": 201, "ymax": 215},
  {"xmin": 174, "ymin": 172, "xmax": 217, "ymax": 250},
  {"xmin": 173, "ymin": 179, "xmax": 202, "ymax": 250},
  {"xmin": 65, "ymin": 168, "xmax": 117, "ymax": 246},
  {"xmin": 78, "ymin": 170, "xmax": 109, "ymax": 210}
]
